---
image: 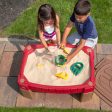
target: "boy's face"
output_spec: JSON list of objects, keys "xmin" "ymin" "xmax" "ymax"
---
[{"xmin": 75, "ymin": 14, "xmax": 89, "ymax": 23}]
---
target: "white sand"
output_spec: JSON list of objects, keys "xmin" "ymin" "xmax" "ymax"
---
[{"xmin": 24, "ymin": 46, "xmax": 90, "ymax": 86}]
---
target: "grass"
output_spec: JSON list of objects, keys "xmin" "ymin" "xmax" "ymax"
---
[
  {"xmin": 1, "ymin": 0, "xmax": 112, "ymax": 43},
  {"xmin": 0, "ymin": 107, "xmax": 108, "ymax": 112}
]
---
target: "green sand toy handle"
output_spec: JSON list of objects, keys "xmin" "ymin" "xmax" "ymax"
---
[
  {"xmin": 70, "ymin": 62, "xmax": 84, "ymax": 76},
  {"xmin": 55, "ymin": 55, "xmax": 67, "ymax": 66}
]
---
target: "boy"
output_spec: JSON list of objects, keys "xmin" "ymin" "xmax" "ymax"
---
[{"xmin": 60, "ymin": 0, "xmax": 98, "ymax": 64}]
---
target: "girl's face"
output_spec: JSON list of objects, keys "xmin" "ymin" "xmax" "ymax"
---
[{"xmin": 43, "ymin": 19, "xmax": 54, "ymax": 26}]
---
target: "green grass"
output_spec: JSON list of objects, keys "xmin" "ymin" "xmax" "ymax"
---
[
  {"xmin": 1, "ymin": 0, "xmax": 112, "ymax": 43},
  {"xmin": 0, "ymin": 107, "xmax": 108, "ymax": 112}
]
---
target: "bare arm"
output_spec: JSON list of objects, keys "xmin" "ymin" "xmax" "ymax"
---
[
  {"xmin": 61, "ymin": 20, "xmax": 74, "ymax": 46},
  {"xmin": 38, "ymin": 27, "xmax": 48, "ymax": 49},
  {"xmin": 66, "ymin": 39, "xmax": 86, "ymax": 64},
  {"xmin": 55, "ymin": 15, "xmax": 61, "ymax": 45}
]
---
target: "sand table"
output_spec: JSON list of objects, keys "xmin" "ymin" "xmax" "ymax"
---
[{"xmin": 24, "ymin": 46, "xmax": 90, "ymax": 86}]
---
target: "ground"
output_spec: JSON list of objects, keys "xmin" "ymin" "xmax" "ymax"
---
[
  {"xmin": 0, "ymin": 37, "xmax": 112, "ymax": 111},
  {"xmin": 0, "ymin": 0, "xmax": 112, "ymax": 111}
]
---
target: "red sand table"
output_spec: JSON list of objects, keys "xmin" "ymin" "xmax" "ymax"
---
[{"xmin": 18, "ymin": 44, "xmax": 95, "ymax": 101}]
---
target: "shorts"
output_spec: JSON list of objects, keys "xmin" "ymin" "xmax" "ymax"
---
[{"xmin": 67, "ymin": 32, "xmax": 98, "ymax": 48}]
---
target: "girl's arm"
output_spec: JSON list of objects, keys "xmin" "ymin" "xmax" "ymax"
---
[
  {"xmin": 61, "ymin": 20, "xmax": 74, "ymax": 47},
  {"xmin": 55, "ymin": 15, "xmax": 61, "ymax": 45},
  {"xmin": 38, "ymin": 27, "xmax": 48, "ymax": 49}
]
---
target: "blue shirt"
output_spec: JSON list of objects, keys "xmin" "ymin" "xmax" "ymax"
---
[{"xmin": 70, "ymin": 13, "xmax": 98, "ymax": 39}]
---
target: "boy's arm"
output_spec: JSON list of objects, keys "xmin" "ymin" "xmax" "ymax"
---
[
  {"xmin": 66, "ymin": 39, "xmax": 86, "ymax": 64},
  {"xmin": 61, "ymin": 20, "xmax": 74, "ymax": 47},
  {"xmin": 38, "ymin": 27, "xmax": 48, "ymax": 49},
  {"xmin": 55, "ymin": 15, "xmax": 61, "ymax": 45}
]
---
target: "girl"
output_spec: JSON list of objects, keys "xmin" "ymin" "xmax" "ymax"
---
[{"xmin": 37, "ymin": 4, "xmax": 61, "ymax": 50}]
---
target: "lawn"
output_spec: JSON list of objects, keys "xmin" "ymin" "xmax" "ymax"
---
[
  {"xmin": 0, "ymin": 107, "xmax": 108, "ymax": 112},
  {"xmin": 1, "ymin": 0, "xmax": 112, "ymax": 43}
]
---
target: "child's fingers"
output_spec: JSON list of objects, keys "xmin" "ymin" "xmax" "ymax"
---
[
  {"xmin": 58, "ymin": 43, "xmax": 62, "ymax": 48},
  {"xmin": 65, "ymin": 60, "xmax": 69, "ymax": 65},
  {"xmin": 59, "ymin": 44, "xmax": 64, "ymax": 49},
  {"xmin": 61, "ymin": 44, "xmax": 65, "ymax": 48}
]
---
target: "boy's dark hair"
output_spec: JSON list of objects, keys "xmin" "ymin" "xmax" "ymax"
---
[
  {"xmin": 74, "ymin": 0, "xmax": 91, "ymax": 15},
  {"xmin": 37, "ymin": 4, "xmax": 57, "ymax": 31}
]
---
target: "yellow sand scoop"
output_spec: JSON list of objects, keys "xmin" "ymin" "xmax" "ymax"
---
[
  {"xmin": 55, "ymin": 72, "xmax": 69, "ymax": 80},
  {"xmin": 61, "ymin": 46, "xmax": 69, "ymax": 54},
  {"xmin": 36, "ymin": 63, "xmax": 44, "ymax": 68}
]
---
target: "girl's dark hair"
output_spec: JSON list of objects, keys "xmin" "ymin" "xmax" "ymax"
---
[
  {"xmin": 74, "ymin": 0, "xmax": 91, "ymax": 15},
  {"xmin": 37, "ymin": 4, "xmax": 57, "ymax": 31}
]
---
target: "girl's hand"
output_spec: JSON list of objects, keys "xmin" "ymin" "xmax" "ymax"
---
[
  {"xmin": 45, "ymin": 47, "xmax": 49, "ymax": 51},
  {"xmin": 57, "ymin": 41, "xmax": 60, "ymax": 48},
  {"xmin": 60, "ymin": 41, "xmax": 66, "ymax": 48}
]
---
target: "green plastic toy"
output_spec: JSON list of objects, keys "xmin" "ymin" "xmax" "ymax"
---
[
  {"xmin": 70, "ymin": 62, "xmax": 84, "ymax": 76},
  {"xmin": 55, "ymin": 55, "xmax": 67, "ymax": 66}
]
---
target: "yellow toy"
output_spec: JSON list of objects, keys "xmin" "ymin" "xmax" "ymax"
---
[
  {"xmin": 36, "ymin": 63, "xmax": 44, "ymax": 68},
  {"xmin": 55, "ymin": 72, "xmax": 69, "ymax": 80},
  {"xmin": 61, "ymin": 46, "xmax": 69, "ymax": 54}
]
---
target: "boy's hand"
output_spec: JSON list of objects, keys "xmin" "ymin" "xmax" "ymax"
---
[{"xmin": 65, "ymin": 55, "xmax": 73, "ymax": 64}]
